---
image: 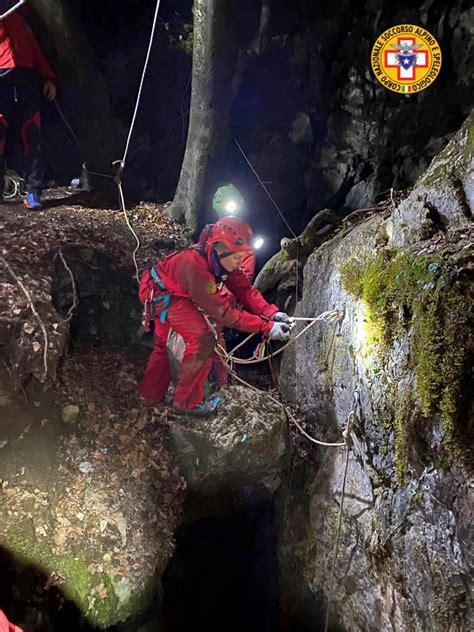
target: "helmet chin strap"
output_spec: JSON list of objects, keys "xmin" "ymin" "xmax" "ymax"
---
[{"xmin": 207, "ymin": 245, "xmax": 226, "ymax": 279}]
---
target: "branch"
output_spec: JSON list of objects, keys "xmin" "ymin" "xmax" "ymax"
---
[
  {"xmin": 0, "ymin": 256, "xmax": 49, "ymax": 382},
  {"xmin": 58, "ymin": 250, "xmax": 79, "ymax": 321}
]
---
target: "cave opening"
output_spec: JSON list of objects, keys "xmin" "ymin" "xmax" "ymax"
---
[{"xmin": 161, "ymin": 499, "xmax": 319, "ymax": 632}]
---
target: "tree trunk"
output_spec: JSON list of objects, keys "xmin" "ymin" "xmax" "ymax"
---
[
  {"xmin": 167, "ymin": 0, "xmax": 242, "ymax": 232},
  {"xmin": 30, "ymin": 0, "xmax": 120, "ymax": 195}
]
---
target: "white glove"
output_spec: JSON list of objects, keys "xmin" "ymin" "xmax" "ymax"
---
[
  {"xmin": 272, "ymin": 311, "xmax": 291, "ymax": 323},
  {"xmin": 268, "ymin": 322, "xmax": 291, "ymax": 342}
]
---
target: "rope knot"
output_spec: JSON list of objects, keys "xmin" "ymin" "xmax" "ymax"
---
[{"xmin": 112, "ymin": 160, "xmax": 125, "ymax": 186}]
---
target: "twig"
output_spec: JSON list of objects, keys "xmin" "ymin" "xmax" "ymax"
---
[
  {"xmin": 0, "ymin": 421, "xmax": 31, "ymax": 449},
  {"xmin": 0, "ymin": 256, "xmax": 49, "ymax": 382},
  {"xmin": 58, "ymin": 250, "xmax": 79, "ymax": 321},
  {"xmin": 390, "ymin": 187, "xmax": 396, "ymax": 206}
]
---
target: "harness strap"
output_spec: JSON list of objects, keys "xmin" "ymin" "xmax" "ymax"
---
[{"xmin": 150, "ymin": 265, "xmax": 171, "ymax": 324}]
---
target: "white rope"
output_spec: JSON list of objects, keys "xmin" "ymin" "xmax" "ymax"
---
[
  {"xmin": 227, "ymin": 364, "xmax": 346, "ymax": 448},
  {"xmin": 50, "ymin": 2, "xmax": 161, "ymax": 284},
  {"xmin": 233, "ymin": 136, "xmax": 298, "ymax": 239},
  {"xmin": 3, "ymin": 170, "xmax": 26, "ymax": 199},
  {"xmin": 114, "ymin": 0, "xmax": 161, "ymax": 282},
  {"xmin": 0, "ymin": 1, "xmax": 25, "ymax": 20},
  {"xmin": 323, "ymin": 392, "xmax": 358, "ymax": 631},
  {"xmin": 117, "ymin": 180, "xmax": 140, "ymax": 283},
  {"xmin": 214, "ymin": 308, "xmax": 347, "ymax": 447},
  {"xmin": 122, "ymin": 0, "xmax": 162, "ymax": 164},
  {"xmin": 217, "ymin": 309, "xmax": 343, "ymax": 365}
]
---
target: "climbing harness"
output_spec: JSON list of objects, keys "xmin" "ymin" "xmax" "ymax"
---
[
  {"xmin": 141, "ymin": 265, "xmax": 171, "ymax": 331},
  {"xmin": 150, "ymin": 265, "xmax": 171, "ymax": 323}
]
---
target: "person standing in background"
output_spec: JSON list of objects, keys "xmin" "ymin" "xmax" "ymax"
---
[{"xmin": 0, "ymin": 2, "xmax": 56, "ymax": 209}]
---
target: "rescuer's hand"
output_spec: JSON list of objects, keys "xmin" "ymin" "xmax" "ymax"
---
[
  {"xmin": 268, "ymin": 322, "xmax": 291, "ymax": 342},
  {"xmin": 272, "ymin": 311, "xmax": 291, "ymax": 323},
  {"xmin": 43, "ymin": 80, "xmax": 57, "ymax": 101}
]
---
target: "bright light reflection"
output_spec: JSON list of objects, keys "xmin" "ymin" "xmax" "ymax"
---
[{"xmin": 225, "ymin": 199, "xmax": 238, "ymax": 213}]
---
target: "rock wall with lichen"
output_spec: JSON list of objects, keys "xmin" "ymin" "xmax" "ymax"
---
[{"xmin": 277, "ymin": 112, "xmax": 473, "ymax": 631}]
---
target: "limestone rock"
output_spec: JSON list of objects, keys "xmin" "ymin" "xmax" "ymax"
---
[
  {"xmin": 168, "ymin": 386, "xmax": 288, "ymax": 518},
  {"xmin": 277, "ymin": 113, "xmax": 473, "ymax": 631},
  {"xmin": 61, "ymin": 404, "xmax": 80, "ymax": 425}
]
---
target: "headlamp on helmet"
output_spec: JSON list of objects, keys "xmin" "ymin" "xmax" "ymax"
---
[{"xmin": 213, "ymin": 184, "xmax": 244, "ymax": 216}]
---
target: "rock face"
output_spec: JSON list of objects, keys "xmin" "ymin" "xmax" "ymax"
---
[
  {"xmin": 277, "ymin": 113, "xmax": 473, "ymax": 630},
  {"xmin": 168, "ymin": 385, "xmax": 288, "ymax": 518}
]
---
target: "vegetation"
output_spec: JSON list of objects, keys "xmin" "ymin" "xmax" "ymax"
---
[
  {"xmin": 5, "ymin": 529, "xmax": 155, "ymax": 628},
  {"xmin": 340, "ymin": 249, "xmax": 472, "ymax": 482}
]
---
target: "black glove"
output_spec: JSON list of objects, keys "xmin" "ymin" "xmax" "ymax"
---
[
  {"xmin": 272, "ymin": 311, "xmax": 291, "ymax": 323},
  {"xmin": 268, "ymin": 322, "xmax": 291, "ymax": 342}
]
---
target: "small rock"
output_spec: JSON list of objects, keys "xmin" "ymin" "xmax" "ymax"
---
[
  {"xmin": 23, "ymin": 323, "xmax": 35, "ymax": 335},
  {"xmin": 62, "ymin": 404, "xmax": 80, "ymax": 425},
  {"xmin": 78, "ymin": 461, "xmax": 93, "ymax": 474}
]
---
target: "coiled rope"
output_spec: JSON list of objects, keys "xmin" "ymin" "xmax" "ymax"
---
[{"xmin": 216, "ymin": 308, "xmax": 349, "ymax": 448}]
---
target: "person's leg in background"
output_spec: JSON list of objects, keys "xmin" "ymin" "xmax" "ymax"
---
[
  {"xmin": 0, "ymin": 79, "xmax": 13, "ymax": 200},
  {"xmin": 16, "ymin": 79, "xmax": 43, "ymax": 208}
]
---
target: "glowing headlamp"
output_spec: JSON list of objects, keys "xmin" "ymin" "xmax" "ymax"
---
[
  {"xmin": 225, "ymin": 199, "xmax": 239, "ymax": 213},
  {"xmin": 252, "ymin": 236, "xmax": 264, "ymax": 250}
]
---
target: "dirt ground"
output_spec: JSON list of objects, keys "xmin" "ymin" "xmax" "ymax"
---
[{"xmin": 0, "ymin": 189, "xmax": 189, "ymax": 627}]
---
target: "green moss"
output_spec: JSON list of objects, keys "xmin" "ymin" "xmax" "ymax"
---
[
  {"xmin": 179, "ymin": 29, "xmax": 193, "ymax": 54},
  {"xmin": 3, "ymin": 529, "xmax": 154, "ymax": 628},
  {"xmin": 340, "ymin": 249, "xmax": 472, "ymax": 477}
]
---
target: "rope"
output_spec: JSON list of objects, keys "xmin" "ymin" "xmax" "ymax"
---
[
  {"xmin": 52, "ymin": 2, "xmax": 161, "ymax": 284},
  {"xmin": 116, "ymin": 178, "xmax": 141, "ymax": 283},
  {"xmin": 0, "ymin": 1, "xmax": 25, "ymax": 20},
  {"xmin": 3, "ymin": 170, "xmax": 26, "ymax": 199},
  {"xmin": 122, "ymin": 0, "xmax": 162, "ymax": 164},
  {"xmin": 227, "ymin": 363, "xmax": 346, "ymax": 448},
  {"xmin": 323, "ymin": 394, "xmax": 357, "ymax": 632},
  {"xmin": 53, "ymin": 100, "xmax": 80, "ymax": 146},
  {"xmin": 215, "ymin": 308, "xmax": 347, "ymax": 447},
  {"xmin": 233, "ymin": 136, "xmax": 298, "ymax": 239},
  {"xmin": 216, "ymin": 309, "xmax": 343, "ymax": 366},
  {"xmin": 113, "ymin": 0, "xmax": 162, "ymax": 282},
  {"xmin": 234, "ymin": 134, "xmax": 301, "ymax": 313}
]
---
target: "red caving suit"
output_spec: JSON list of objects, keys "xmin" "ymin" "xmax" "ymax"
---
[{"xmin": 138, "ymin": 245, "xmax": 278, "ymax": 409}]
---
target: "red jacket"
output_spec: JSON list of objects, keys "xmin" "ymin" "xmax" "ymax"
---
[
  {"xmin": 198, "ymin": 224, "xmax": 256, "ymax": 281},
  {"xmin": 0, "ymin": 9, "xmax": 56, "ymax": 83},
  {"xmin": 0, "ymin": 611, "xmax": 22, "ymax": 632},
  {"xmin": 140, "ymin": 247, "xmax": 278, "ymax": 336}
]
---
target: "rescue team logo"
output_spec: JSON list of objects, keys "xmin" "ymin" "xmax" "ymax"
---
[
  {"xmin": 205, "ymin": 280, "xmax": 217, "ymax": 295},
  {"xmin": 371, "ymin": 25, "xmax": 441, "ymax": 94}
]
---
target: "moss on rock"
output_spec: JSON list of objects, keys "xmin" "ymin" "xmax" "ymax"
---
[
  {"xmin": 340, "ymin": 249, "xmax": 472, "ymax": 479},
  {"xmin": 4, "ymin": 528, "xmax": 156, "ymax": 628}
]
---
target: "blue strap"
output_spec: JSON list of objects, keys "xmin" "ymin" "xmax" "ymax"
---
[
  {"xmin": 150, "ymin": 266, "xmax": 170, "ymax": 323},
  {"xmin": 150, "ymin": 265, "xmax": 167, "ymax": 290}
]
